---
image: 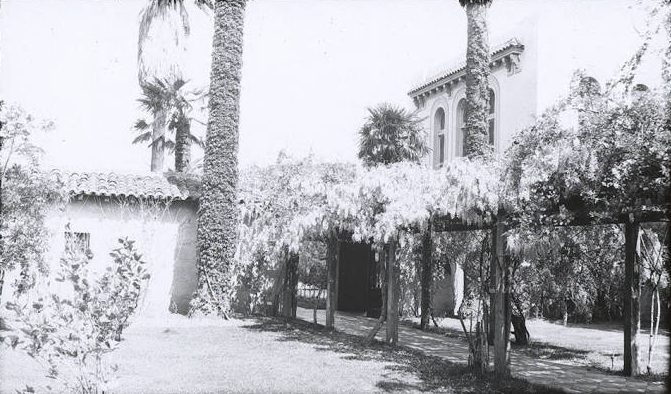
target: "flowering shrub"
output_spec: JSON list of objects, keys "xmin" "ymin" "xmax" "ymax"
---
[
  {"xmin": 502, "ymin": 72, "xmax": 670, "ymax": 225},
  {"xmin": 1, "ymin": 238, "xmax": 150, "ymax": 393}
]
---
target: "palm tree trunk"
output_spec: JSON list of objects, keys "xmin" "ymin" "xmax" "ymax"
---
[
  {"xmin": 664, "ymin": 8, "xmax": 671, "ymax": 137},
  {"xmin": 150, "ymin": 107, "xmax": 167, "ymax": 172},
  {"xmin": 194, "ymin": 0, "xmax": 247, "ymax": 317},
  {"xmin": 174, "ymin": 119, "xmax": 191, "ymax": 172},
  {"xmin": 463, "ymin": 0, "xmax": 493, "ymax": 159}
]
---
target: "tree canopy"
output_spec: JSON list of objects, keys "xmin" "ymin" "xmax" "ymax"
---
[{"xmin": 357, "ymin": 104, "xmax": 429, "ymax": 167}]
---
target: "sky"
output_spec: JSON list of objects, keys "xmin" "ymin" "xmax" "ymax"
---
[{"xmin": 0, "ymin": 0, "xmax": 658, "ymax": 174}]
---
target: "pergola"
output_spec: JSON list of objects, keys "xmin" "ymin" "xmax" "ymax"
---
[{"xmin": 319, "ymin": 202, "xmax": 668, "ymax": 377}]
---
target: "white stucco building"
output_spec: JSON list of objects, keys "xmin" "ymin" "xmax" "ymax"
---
[
  {"xmin": 0, "ymin": 172, "xmax": 200, "ymax": 317},
  {"xmin": 409, "ymin": 12, "xmax": 661, "ymax": 170}
]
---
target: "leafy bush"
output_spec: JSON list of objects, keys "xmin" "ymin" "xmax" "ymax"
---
[
  {"xmin": 1, "ymin": 104, "xmax": 65, "ymax": 298},
  {"xmin": 1, "ymin": 238, "xmax": 150, "ymax": 393}
]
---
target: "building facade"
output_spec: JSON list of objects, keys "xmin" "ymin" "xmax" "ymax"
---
[
  {"xmin": 0, "ymin": 172, "xmax": 199, "ymax": 317},
  {"xmin": 406, "ymin": 8, "xmax": 660, "ymax": 317}
]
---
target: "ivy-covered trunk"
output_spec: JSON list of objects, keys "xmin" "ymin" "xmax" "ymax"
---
[
  {"xmin": 664, "ymin": 6, "xmax": 671, "ymax": 130},
  {"xmin": 150, "ymin": 107, "xmax": 167, "ymax": 172},
  {"xmin": 194, "ymin": 0, "xmax": 247, "ymax": 317},
  {"xmin": 462, "ymin": 0, "xmax": 493, "ymax": 159},
  {"xmin": 174, "ymin": 118, "xmax": 191, "ymax": 173}
]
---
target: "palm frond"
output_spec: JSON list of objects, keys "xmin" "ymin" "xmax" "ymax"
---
[
  {"xmin": 134, "ymin": 119, "xmax": 151, "ymax": 131},
  {"xmin": 138, "ymin": 0, "xmax": 190, "ymax": 84},
  {"xmin": 133, "ymin": 131, "xmax": 153, "ymax": 145},
  {"xmin": 358, "ymin": 102, "xmax": 429, "ymax": 166}
]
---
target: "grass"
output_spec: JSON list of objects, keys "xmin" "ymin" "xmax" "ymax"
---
[
  {"xmin": 1, "ymin": 314, "xmax": 561, "ymax": 393},
  {"xmin": 402, "ymin": 315, "xmax": 669, "ymax": 381}
]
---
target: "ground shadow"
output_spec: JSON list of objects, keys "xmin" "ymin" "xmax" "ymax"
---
[
  {"xmin": 403, "ymin": 317, "xmax": 667, "ymax": 384},
  {"xmin": 242, "ymin": 317, "xmax": 565, "ymax": 393},
  {"xmin": 513, "ymin": 341, "xmax": 590, "ymax": 361},
  {"xmin": 512, "ymin": 340, "xmax": 666, "ymax": 383}
]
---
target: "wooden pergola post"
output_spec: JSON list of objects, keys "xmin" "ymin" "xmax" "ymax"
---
[
  {"xmin": 420, "ymin": 217, "xmax": 433, "ymax": 330},
  {"xmin": 493, "ymin": 214, "xmax": 511, "ymax": 376},
  {"xmin": 624, "ymin": 218, "xmax": 641, "ymax": 376},
  {"xmin": 488, "ymin": 223, "xmax": 497, "ymax": 345},
  {"xmin": 386, "ymin": 240, "xmax": 400, "ymax": 345},
  {"xmin": 325, "ymin": 231, "xmax": 339, "ymax": 329},
  {"xmin": 280, "ymin": 251, "xmax": 299, "ymax": 318}
]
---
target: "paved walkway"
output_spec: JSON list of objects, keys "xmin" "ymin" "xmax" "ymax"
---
[{"xmin": 296, "ymin": 307, "xmax": 667, "ymax": 394}]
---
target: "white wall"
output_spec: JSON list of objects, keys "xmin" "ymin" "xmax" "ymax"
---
[
  {"xmin": 39, "ymin": 197, "xmax": 198, "ymax": 318},
  {"xmin": 419, "ymin": 24, "xmax": 539, "ymax": 166}
]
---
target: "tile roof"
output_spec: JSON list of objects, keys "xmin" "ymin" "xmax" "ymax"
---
[
  {"xmin": 408, "ymin": 38, "xmax": 524, "ymax": 97},
  {"xmin": 49, "ymin": 170, "xmax": 192, "ymax": 200}
]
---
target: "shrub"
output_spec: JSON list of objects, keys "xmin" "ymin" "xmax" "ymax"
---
[{"xmin": 1, "ymin": 237, "xmax": 150, "ymax": 393}]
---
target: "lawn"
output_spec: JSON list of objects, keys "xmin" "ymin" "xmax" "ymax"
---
[
  {"xmin": 1, "ymin": 315, "xmax": 559, "ymax": 393},
  {"xmin": 403, "ymin": 315, "xmax": 669, "ymax": 378}
]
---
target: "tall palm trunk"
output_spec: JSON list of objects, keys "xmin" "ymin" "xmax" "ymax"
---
[
  {"xmin": 150, "ymin": 107, "xmax": 167, "ymax": 172},
  {"xmin": 462, "ymin": 0, "xmax": 492, "ymax": 159},
  {"xmin": 174, "ymin": 118, "xmax": 191, "ymax": 172},
  {"xmin": 194, "ymin": 0, "xmax": 247, "ymax": 317},
  {"xmin": 664, "ymin": 6, "xmax": 671, "ymax": 136}
]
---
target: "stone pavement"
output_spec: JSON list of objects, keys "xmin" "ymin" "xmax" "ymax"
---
[{"xmin": 296, "ymin": 307, "xmax": 667, "ymax": 394}]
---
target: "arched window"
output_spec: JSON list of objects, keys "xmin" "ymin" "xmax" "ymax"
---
[
  {"xmin": 488, "ymin": 88, "xmax": 496, "ymax": 146},
  {"xmin": 456, "ymin": 99, "xmax": 467, "ymax": 157},
  {"xmin": 434, "ymin": 108, "xmax": 446, "ymax": 167},
  {"xmin": 632, "ymin": 83, "xmax": 649, "ymax": 100},
  {"xmin": 579, "ymin": 76, "xmax": 601, "ymax": 96},
  {"xmin": 456, "ymin": 90, "xmax": 496, "ymax": 157}
]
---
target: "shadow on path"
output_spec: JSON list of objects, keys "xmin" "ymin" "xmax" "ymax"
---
[
  {"xmin": 294, "ymin": 308, "xmax": 668, "ymax": 394},
  {"xmin": 243, "ymin": 318, "xmax": 563, "ymax": 393}
]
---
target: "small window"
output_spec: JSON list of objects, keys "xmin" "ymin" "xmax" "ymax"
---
[
  {"xmin": 65, "ymin": 232, "xmax": 90, "ymax": 253},
  {"xmin": 438, "ymin": 134, "xmax": 445, "ymax": 164},
  {"xmin": 457, "ymin": 99, "xmax": 467, "ymax": 157},
  {"xmin": 488, "ymin": 89, "xmax": 496, "ymax": 146},
  {"xmin": 434, "ymin": 108, "xmax": 446, "ymax": 167}
]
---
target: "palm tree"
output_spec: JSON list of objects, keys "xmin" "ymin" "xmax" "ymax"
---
[
  {"xmin": 357, "ymin": 103, "xmax": 429, "ymax": 167},
  {"xmin": 459, "ymin": 0, "xmax": 493, "ymax": 159},
  {"xmin": 138, "ymin": 0, "xmax": 212, "ymax": 86},
  {"xmin": 459, "ymin": 0, "xmax": 495, "ymax": 374},
  {"xmin": 357, "ymin": 103, "xmax": 428, "ymax": 343},
  {"xmin": 133, "ymin": 77, "xmax": 205, "ymax": 173},
  {"xmin": 137, "ymin": 0, "xmax": 211, "ymax": 172},
  {"xmin": 193, "ymin": 0, "xmax": 247, "ymax": 317}
]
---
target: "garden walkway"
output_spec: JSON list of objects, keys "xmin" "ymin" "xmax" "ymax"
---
[{"xmin": 296, "ymin": 307, "xmax": 666, "ymax": 394}]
